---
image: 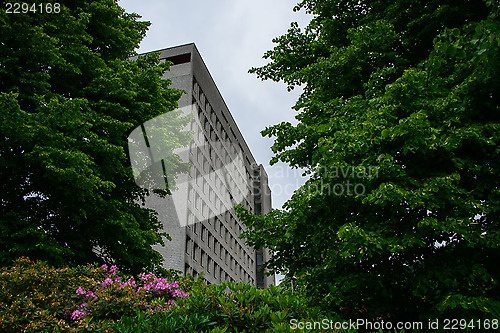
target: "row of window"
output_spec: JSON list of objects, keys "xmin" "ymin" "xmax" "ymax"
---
[
  {"xmin": 190, "ymin": 112, "xmax": 252, "ymax": 209},
  {"xmin": 189, "ymin": 161, "xmax": 251, "ymax": 215},
  {"xmin": 185, "ymin": 235, "xmax": 255, "ymax": 284},
  {"xmin": 187, "ymin": 201, "xmax": 248, "ymax": 243},
  {"xmin": 186, "ymin": 218, "xmax": 254, "ymax": 269},
  {"xmin": 192, "ymin": 78, "xmax": 253, "ymax": 198},
  {"xmin": 185, "ymin": 263, "xmax": 254, "ymax": 284},
  {"xmin": 186, "ymin": 76, "xmax": 258, "ymax": 285}
]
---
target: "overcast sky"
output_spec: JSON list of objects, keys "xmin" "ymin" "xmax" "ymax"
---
[{"xmin": 119, "ymin": 0, "xmax": 311, "ymax": 209}]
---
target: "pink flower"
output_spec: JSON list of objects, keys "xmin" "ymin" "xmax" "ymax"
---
[
  {"xmin": 100, "ymin": 277, "xmax": 113, "ymax": 287},
  {"xmin": 86, "ymin": 291, "xmax": 98, "ymax": 299},
  {"xmin": 109, "ymin": 265, "xmax": 118, "ymax": 275},
  {"xmin": 75, "ymin": 287, "xmax": 86, "ymax": 296},
  {"xmin": 127, "ymin": 277, "xmax": 136, "ymax": 287},
  {"xmin": 139, "ymin": 272, "xmax": 155, "ymax": 282},
  {"xmin": 121, "ymin": 277, "xmax": 136, "ymax": 288},
  {"xmin": 71, "ymin": 310, "xmax": 86, "ymax": 320},
  {"xmin": 171, "ymin": 289, "xmax": 189, "ymax": 298},
  {"xmin": 71, "ymin": 303, "xmax": 88, "ymax": 320}
]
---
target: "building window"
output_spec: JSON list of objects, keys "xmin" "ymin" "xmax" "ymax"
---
[
  {"xmin": 193, "ymin": 243, "xmax": 199, "ymax": 261},
  {"xmin": 209, "ymin": 187, "xmax": 214, "ymax": 203},
  {"xmin": 202, "ymin": 204, "xmax": 208, "ymax": 219},
  {"xmin": 185, "ymin": 236, "xmax": 191, "ymax": 254},
  {"xmin": 257, "ymin": 252, "xmax": 263, "ymax": 266},
  {"xmin": 193, "ymin": 80, "xmax": 199, "ymax": 98},
  {"xmin": 200, "ymin": 91, "xmax": 205, "ymax": 106}
]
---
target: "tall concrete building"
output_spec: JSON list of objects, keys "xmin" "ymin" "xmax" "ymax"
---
[{"xmin": 131, "ymin": 43, "xmax": 274, "ymax": 288}]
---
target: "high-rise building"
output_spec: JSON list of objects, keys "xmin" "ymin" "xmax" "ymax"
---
[{"xmin": 131, "ymin": 43, "xmax": 274, "ymax": 287}]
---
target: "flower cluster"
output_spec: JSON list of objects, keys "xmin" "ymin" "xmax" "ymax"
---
[
  {"xmin": 137, "ymin": 272, "xmax": 189, "ymax": 298},
  {"xmin": 70, "ymin": 302, "xmax": 88, "ymax": 320},
  {"xmin": 75, "ymin": 286, "xmax": 98, "ymax": 299},
  {"xmin": 70, "ymin": 264, "xmax": 189, "ymax": 322},
  {"xmin": 145, "ymin": 299, "xmax": 179, "ymax": 315}
]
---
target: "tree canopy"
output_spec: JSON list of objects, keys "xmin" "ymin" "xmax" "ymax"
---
[
  {"xmin": 240, "ymin": 0, "xmax": 500, "ymax": 322},
  {"xmin": 0, "ymin": 0, "xmax": 188, "ymax": 273}
]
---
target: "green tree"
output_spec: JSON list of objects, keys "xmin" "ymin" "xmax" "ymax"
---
[
  {"xmin": 0, "ymin": 0, "xmax": 189, "ymax": 273},
  {"xmin": 240, "ymin": 0, "xmax": 500, "ymax": 322}
]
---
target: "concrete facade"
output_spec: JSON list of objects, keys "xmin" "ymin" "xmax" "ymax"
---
[{"xmin": 136, "ymin": 43, "xmax": 274, "ymax": 287}]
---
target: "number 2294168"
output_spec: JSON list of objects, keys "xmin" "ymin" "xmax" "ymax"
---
[{"xmin": 5, "ymin": 3, "xmax": 61, "ymax": 14}]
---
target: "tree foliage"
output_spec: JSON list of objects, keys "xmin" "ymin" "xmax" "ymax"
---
[
  {"xmin": 241, "ymin": 0, "xmax": 500, "ymax": 322},
  {"xmin": 0, "ymin": 0, "xmax": 188, "ymax": 273}
]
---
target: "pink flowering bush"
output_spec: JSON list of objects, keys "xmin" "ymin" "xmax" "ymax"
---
[
  {"xmin": 0, "ymin": 257, "xmax": 109, "ymax": 332},
  {"xmin": 0, "ymin": 258, "xmax": 190, "ymax": 332},
  {"xmin": 1, "ymin": 258, "xmax": 372, "ymax": 332},
  {"xmin": 68, "ymin": 264, "xmax": 189, "ymax": 323}
]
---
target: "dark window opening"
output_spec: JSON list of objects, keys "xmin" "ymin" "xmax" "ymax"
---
[
  {"xmin": 164, "ymin": 53, "xmax": 191, "ymax": 65},
  {"xmin": 256, "ymin": 270, "xmax": 265, "ymax": 289}
]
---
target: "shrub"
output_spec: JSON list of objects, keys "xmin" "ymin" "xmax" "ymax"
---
[
  {"xmin": 0, "ymin": 258, "xmax": 189, "ymax": 332},
  {"xmin": 0, "ymin": 257, "xmax": 108, "ymax": 332},
  {"xmin": 69, "ymin": 266, "xmax": 189, "ymax": 323},
  {"xmin": 112, "ymin": 278, "xmax": 343, "ymax": 333},
  {"xmin": 0, "ymin": 258, "xmax": 406, "ymax": 332}
]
